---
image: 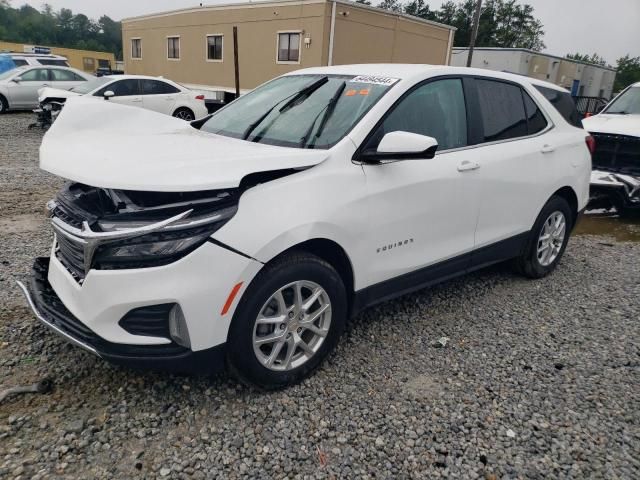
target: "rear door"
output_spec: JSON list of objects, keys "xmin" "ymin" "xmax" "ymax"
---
[
  {"xmin": 469, "ymin": 78, "xmax": 557, "ymax": 262},
  {"xmin": 95, "ymin": 79, "xmax": 143, "ymax": 107},
  {"xmin": 48, "ymin": 68, "xmax": 86, "ymax": 91},
  {"xmin": 141, "ymin": 79, "xmax": 180, "ymax": 114}
]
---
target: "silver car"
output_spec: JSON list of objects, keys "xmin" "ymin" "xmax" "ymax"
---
[{"xmin": 0, "ymin": 66, "xmax": 94, "ymax": 113}]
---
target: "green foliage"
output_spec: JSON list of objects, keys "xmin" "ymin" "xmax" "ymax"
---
[
  {"xmin": 614, "ymin": 55, "xmax": 640, "ymax": 92},
  {"xmin": 374, "ymin": 0, "xmax": 545, "ymax": 50},
  {"xmin": 566, "ymin": 52, "xmax": 609, "ymax": 67},
  {"xmin": 0, "ymin": 2, "xmax": 122, "ymax": 59}
]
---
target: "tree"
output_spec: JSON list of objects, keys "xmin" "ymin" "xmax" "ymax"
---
[
  {"xmin": 0, "ymin": 3, "xmax": 122, "ymax": 60},
  {"xmin": 377, "ymin": 0, "xmax": 403, "ymax": 12},
  {"xmin": 566, "ymin": 52, "xmax": 608, "ymax": 67},
  {"xmin": 614, "ymin": 55, "xmax": 640, "ymax": 92}
]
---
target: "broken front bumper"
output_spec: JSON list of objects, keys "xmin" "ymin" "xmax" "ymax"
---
[
  {"xmin": 17, "ymin": 258, "xmax": 226, "ymax": 374},
  {"xmin": 590, "ymin": 170, "xmax": 640, "ymax": 210}
]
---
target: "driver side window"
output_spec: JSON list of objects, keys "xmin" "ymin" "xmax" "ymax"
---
[
  {"xmin": 367, "ymin": 78, "xmax": 468, "ymax": 152},
  {"xmin": 20, "ymin": 68, "xmax": 49, "ymax": 82}
]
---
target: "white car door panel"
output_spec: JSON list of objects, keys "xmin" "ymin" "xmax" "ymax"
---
[
  {"xmin": 101, "ymin": 79, "xmax": 143, "ymax": 107},
  {"xmin": 8, "ymin": 68, "xmax": 50, "ymax": 107},
  {"xmin": 358, "ymin": 78, "xmax": 481, "ymax": 286},
  {"xmin": 141, "ymin": 79, "xmax": 179, "ymax": 114}
]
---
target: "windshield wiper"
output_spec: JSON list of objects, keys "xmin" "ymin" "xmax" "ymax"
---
[
  {"xmin": 300, "ymin": 81, "xmax": 346, "ymax": 148},
  {"xmin": 242, "ymin": 76, "xmax": 329, "ymax": 140}
]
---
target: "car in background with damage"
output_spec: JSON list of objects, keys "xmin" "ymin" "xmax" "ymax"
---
[
  {"xmin": 18, "ymin": 65, "xmax": 591, "ymax": 389},
  {"xmin": 36, "ymin": 75, "xmax": 209, "ymax": 126},
  {"xmin": 583, "ymin": 82, "xmax": 640, "ymax": 213}
]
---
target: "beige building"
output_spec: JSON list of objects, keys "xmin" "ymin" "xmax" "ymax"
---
[
  {"xmin": 0, "ymin": 41, "xmax": 116, "ymax": 73},
  {"xmin": 122, "ymin": 0, "xmax": 456, "ymax": 91},
  {"xmin": 451, "ymin": 47, "xmax": 617, "ymax": 98}
]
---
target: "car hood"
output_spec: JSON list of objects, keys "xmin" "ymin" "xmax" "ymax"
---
[
  {"xmin": 40, "ymin": 96, "xmax": 330, "ymax": 192},
  {"xmin": 38, "ymin": 86, "xmax": 82, "ymax": 102},
  {"xmin": 582, "ymin": 114, "xmax": 640, "ymax": 138}
]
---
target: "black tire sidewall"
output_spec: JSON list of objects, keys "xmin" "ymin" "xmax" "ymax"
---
[
  {"xmin": 173, "ymin": 108, "xmax": 194, "ymax": 120},
  {"xmin": 523, "ymin": 196, "xmax": 573, "ymax": 277},
  {"xmin": 0, "ymin": 95, "xmax": 7, "ymax": 113},
  {"xmin": 226, "ymin": 253, "xmax": 347, "ymax": 389}
]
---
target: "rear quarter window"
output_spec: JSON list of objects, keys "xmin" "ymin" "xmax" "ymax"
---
[{"xmin": 534, "ymin": 85, "xmax": 582, "ymax": 128}]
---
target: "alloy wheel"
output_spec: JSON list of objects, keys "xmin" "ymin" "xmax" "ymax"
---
[
  {"xmin": 537, "ymin": 210, "xmax": 566, "ymax": 266},
  {"xmin": 174, "ymin": 109, "xmax": 194, "ymax": 120},
  {"xmin": 252, "ymin": 280, "xmax": 332, "ymax": 371}
]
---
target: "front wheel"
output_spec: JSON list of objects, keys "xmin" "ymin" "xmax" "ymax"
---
[
  {"xmin": 0, "ymin": 95, "xmax": 8, "ymax": 114},
  {"xmin": 226, "ymin": 253, "xmax": 347, "ymax": 390},
  {"xmin": 515, "ymin": 196, "xmax": 573, "ymax": 278}
]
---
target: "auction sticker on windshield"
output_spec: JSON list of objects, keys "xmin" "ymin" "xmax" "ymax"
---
[{"xmin": 350, "ymin": 75, "xmax": 400, "ymax": 86}]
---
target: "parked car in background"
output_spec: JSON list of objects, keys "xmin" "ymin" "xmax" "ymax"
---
[
  {"xmin": 0, "ymin": 53, "xmax": 69, "ymax": 72},
  {"xmin": 95, "ymin": 67, "xmax": 124, "ymax": 77},
  {"xmin": 38, "ymin": 75, "xmax": 208, "ymax": 121},
  {"xmin": 0, "ymin": 65, "xmax": 93, "ymax": 113},
  {"xmin": 20, "ymin": 65, "xmax": 591, "ymax": 389},
  {"xmin": 583, "ymin": 82, "xmax": 640, "ymax": 212}
]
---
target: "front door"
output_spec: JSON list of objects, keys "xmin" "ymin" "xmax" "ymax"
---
[
  {"xmin": 360, "ymin": 78, "xmax": 481, "ymax": 288},
  {"xmin": 8, "ymin": 67, "xmax": 50, "ymax": 108},
  {"xmin": 97, "ymin": 79, "xmax": 143, "ymax": 107}
]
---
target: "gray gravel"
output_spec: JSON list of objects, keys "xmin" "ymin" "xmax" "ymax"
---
[{"xmin": 1, "ymin": 112, "xmax": 639, "ymax": 479}]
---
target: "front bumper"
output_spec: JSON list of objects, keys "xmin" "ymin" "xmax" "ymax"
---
[
  {"xmin": 590, "ymin": 170, "xmax": 640, "ymax": 210},
  {"xmin": 18, "ymin": 258, "xmax": 226, "ymax": 374}
]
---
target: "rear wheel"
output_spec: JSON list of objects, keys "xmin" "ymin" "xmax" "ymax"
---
[
  {"xmin": 226, "ymin": 252, "xmax": 347, "ymax": 389},
  {"xmin": 172, "ymin": 107, "xmax": 195, "ymax": 121},
  {"xmin": 0, "ymin": 95, "xmax": 8, "ymax": 114},
  {"xmin": 515, "ymin": 196, "xmax": 573, "ymax": 278}
]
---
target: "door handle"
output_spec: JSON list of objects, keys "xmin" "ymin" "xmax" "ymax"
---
[
  {"xmin": 457, "ymin": 160, "xmax": 480, "ymax": 172},
  {"xmin": 541, "ymin": 144, "xmax": 555, "ymax": 154}
]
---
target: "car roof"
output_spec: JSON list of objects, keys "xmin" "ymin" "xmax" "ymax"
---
[{"xmin": 285, "ymin": 64, "xmax": 557, "ymax": 88}]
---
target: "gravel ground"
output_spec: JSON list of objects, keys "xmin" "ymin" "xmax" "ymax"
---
[{"xmin": 1, "ymin": 112, "xmax": 639, "ymax": 479}]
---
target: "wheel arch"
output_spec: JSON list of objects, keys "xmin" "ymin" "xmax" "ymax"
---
[
  {"xmin": 269, "ymin": 238, "xmax": 356, "ymax": 314},
  {"xmin": 551, "ymin": 186, "xmax": 579, "ymax": 227}
]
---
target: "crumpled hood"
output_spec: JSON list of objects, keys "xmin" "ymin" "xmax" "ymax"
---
[
  {"xmin": 38, "ymin": 86, "xmax": 81, "ymax": 103},
  {"xmin": 582, "ymin": 114, "xmax": 640, "ymax": 138},
  {"xmin": 40, "ymin": 96, "xmax": 329, "ymax": 192}
]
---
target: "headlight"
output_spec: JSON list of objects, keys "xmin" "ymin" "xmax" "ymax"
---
[{"xmin": 92, "ymin": 207, "xmax": 236, "ymax": 269}]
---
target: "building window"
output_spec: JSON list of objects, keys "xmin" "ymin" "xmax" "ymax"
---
[
  {"xmin": 206, "ymin": 35, "xmax": 223, "ymax": 62},
  {"xmin": 131, "ymin": 38, "xmax": 142, "ymax": 59},
  {"xmin": 167, "ymin": 36, "xmax": 180, "ymax": 60},
  {"xmin": 83, "ymin": 57, "xmax": 95, "ymax": 71},
  {"xmin": 277, "ymin": 32, "xmax": 300, "ymax": 63}
]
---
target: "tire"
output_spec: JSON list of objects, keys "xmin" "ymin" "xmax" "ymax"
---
[
  {"xmin": 0, "ymin": 95, "xmax": 8, "ymax": 114},
  {"xmin": 226, "ymin": 252, "xmax": 347, "ymax": 390},
  {"xmin": 172, "ymin": 107, "xmax": 195, "ymax": 121},
  {"xmin": 515, "ymin": 195, "xmax": 573, "ymax": 279}
]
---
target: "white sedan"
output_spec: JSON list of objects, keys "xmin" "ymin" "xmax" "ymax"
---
[{"xmin": 38, "ymin": 75, "xmax": 209, "ymax": 120}]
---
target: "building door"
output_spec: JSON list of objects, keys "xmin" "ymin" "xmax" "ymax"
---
[{"xmin": 571, "ymin": 79, "xmax": 580, "ymax": 96}]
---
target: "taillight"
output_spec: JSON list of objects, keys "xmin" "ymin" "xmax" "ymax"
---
[
  {"xmin": 585, "ymin": 135, "xmax": 596, "ymax": 154},
  {"xmin": 584, "ymin": 112, "xmax": 592, "ymax": 118},
  {"xmin": 195, "ymin": 94, "xmax": 205, "ymax": 100}
]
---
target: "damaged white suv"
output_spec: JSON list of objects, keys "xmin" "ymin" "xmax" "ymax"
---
[{"xmin": 20, "ymin": 65, "xmax": 591, "ymax": 389}]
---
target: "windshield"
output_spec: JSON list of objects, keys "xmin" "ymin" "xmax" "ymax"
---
[
  {"xmin": 604, "ymin": 86, "xmax": 640, "ymax": 114},
  {"xmin": 70, "ymin": 76, "xmax": 111, "ymax": 94},
  {"xmin": 201, "ymin": 74, "xmax": 396, "ymax": 149},
  {"xmin": 0, "ymin": 67, "xmax": 25, "ymax": 80}
]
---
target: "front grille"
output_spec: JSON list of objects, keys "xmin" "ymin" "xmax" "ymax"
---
[
  {"xmin": 52, "ymin": 204, "xmax": 84, "ymax": 229},
  {"xmin": 55, "ymin": 233, "xmax": 86, "ymax": 281},
  {"xmin": 591, "ymin": 132, "xmax": 640, "ymax": 175}
]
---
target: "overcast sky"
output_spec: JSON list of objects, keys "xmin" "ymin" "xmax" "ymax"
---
[{"xmin": 16, "ymin": 0, "xmax": 640, "ymax": 64}]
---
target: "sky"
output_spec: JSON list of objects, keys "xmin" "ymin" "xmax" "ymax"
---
[{"xmin": 15, "ymin": 0, "xmax": 640, "ymax": 65}]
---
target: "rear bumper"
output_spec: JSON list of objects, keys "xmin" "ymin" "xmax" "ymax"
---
[{"xmin": 18, "ymin": 257, "xmax": 226, "ymax": 374}]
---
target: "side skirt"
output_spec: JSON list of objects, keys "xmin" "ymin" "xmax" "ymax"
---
[{"xmin": 351, "ymin": 231, "xmax": 529, "ymax": 317}]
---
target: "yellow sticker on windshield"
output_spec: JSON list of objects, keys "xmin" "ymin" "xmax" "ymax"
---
[{"xmin": 345, "ymin": 89, "xmax": 357, "ymax": 96}]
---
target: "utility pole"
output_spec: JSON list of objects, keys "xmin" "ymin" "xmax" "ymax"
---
[
  {"xmin": 233, "ymin": 26, "xmax": 240, "ymax": 99},
  {"xmin": 466, "ymin": 0, "xmax": 482, "ymax": 67}
]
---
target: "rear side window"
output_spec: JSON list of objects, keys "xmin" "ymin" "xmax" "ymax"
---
[
  {"xmin": 475, "ymin": 79, "xmax": 527, "ymax": 142},
  {"xmin": 534, "ymin": 85, "xmax": 582, "ymax": 128},
  {"xmin": 522, "ymin": 91, "xmax": 548, "ymax": 134},
  {"xmin": 12, "ymin": 59, "xmax": 28, "ymax": 67},
  {"xmin": 49, "ymin": 69, "xmax": 82, "ymax": 81},
  {"xmin": 368, "ymin": 78, "xmax": 468, "ymax": 151},
  {"xmin": 38, "ymin": 59, "xmax": 69, "ymax": 66},
  {"xmin": 142, "ymin": 79, "xmax": 180, "ymax": 95}
]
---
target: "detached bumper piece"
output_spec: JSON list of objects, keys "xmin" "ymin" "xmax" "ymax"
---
[
  {"xmin": 590, "ymin": 170, "xmax": 640, "ymax": 211},
  {"xmin": 17, "ymin": 258, "xmax": 225, "ymax": 374}
]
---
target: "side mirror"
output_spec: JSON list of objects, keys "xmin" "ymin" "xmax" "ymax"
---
[
  {"xmin": 12, "ymin": 76, "xmax": 22, "ymax": 83},
  {"xmin": 103, "ymin": 90, "xmax": 115, "ymax": 100},
  {"xmin": 360, "ymin": 131, "xmax": 439, "ymax": 162}
]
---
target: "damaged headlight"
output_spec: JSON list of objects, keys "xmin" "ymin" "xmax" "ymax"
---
[{"xmin": 92, "ymin": 206, "xmax": 236, "ymax": 269}]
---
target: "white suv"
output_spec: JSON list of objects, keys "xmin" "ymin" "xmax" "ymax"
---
[{"xmin": 20, "ymin": 65, "xmax": 591, "ymax": 389}]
